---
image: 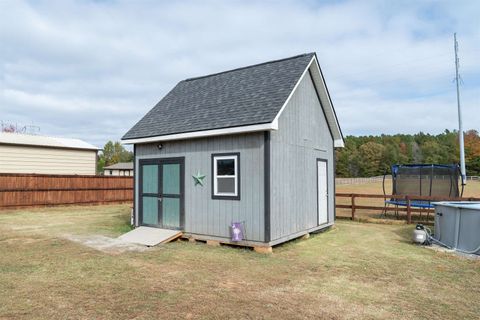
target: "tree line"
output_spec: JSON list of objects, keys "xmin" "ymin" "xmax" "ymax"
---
[
  {"xmin": 96, "ymin": 131, "xmax": 480, "ymax": 178},
  {"xmin": 335, "ymin": 129, "xmax": 480, "ymax": 177},
  {"xmin": 97, "ymin": 141, "xmax": 133, "ymax": 173}
]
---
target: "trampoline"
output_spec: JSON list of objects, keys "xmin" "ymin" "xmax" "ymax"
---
[{"xmin": 383, "ymin": 164, "xmax": 462, "ymax": 214}]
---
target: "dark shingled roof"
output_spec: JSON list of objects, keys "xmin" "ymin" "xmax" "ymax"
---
[{"xmin": 122, "ymin": 53, "xmax": 315, "ymax": 140}]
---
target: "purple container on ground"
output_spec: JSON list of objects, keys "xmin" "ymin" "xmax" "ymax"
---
[{"xmin": 231, "ymin": 222, "xmax": 244, "ymax": 242}]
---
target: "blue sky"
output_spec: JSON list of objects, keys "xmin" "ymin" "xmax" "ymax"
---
[{"xmin": 1, "ymin": 0, "xmax": 479, "ymax": 148}]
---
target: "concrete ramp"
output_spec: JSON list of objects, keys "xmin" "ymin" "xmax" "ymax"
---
[{"xmin": 118, "ymin": 227, "xmax": 182, "ymax": 246}]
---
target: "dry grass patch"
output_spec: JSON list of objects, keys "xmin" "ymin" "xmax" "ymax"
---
[
  {"xmin": 336, "ymin": 180, "xmax": 480, "ymax": 221},
  {"xmin": 0, "ymin": 205, "xmax": 479, "ymax": 319}
]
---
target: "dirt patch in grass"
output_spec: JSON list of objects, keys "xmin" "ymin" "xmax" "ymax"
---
[
  {"xmin": 64, "ymin": 234, "xmax": 149, "ymax": 253},
  {"xmin": 0, "ymin": 205, "xmax": 479, "ymax": 319}
]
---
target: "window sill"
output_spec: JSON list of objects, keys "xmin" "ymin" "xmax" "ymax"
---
[{"xmin": 212, "ymin": 194, "xmax": 241, "ymax": 201}]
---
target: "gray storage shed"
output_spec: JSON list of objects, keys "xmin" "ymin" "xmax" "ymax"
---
[{"xmin": 122, "ymin": 52, "xmax": 344, "ymax": 251}]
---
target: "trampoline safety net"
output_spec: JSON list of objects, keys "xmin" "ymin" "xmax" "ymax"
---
[{"xmin": 385, "ymin": 164, "xmax": 461, "ymax": 208}]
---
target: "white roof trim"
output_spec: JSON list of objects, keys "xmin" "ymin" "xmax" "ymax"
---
[
  {"xmin": 334, "ymin": 139, "xmax": 344, "ymax": 148},
  {"xmin": 274, "ymin": 55, "xmax": 344, "ymax": 148},
  {"xmin": 271, "ymin": 56, "xmax": 315, "ymax": 128},
  {"xmin": 310, "ymin": 56, "xmax": 344, "ymax": 148},
  {"xmin": 122, "ymin": 122, "xmax": 277, "ymax": 144}
]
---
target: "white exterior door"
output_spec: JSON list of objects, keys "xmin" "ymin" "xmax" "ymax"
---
[{"xmin": 317, "ymin": 160, "xmax": 328, "ymax": 225}]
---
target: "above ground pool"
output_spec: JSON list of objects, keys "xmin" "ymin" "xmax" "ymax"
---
[{"xmin": 432, "ymin": 202, "xmax": 480, "ymax": 255}]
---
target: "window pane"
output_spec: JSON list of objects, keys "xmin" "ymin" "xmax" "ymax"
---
[
  {"xmin": 142, "ymin": 165, "xmax": 158, "ymax": 193},
  {"xmin": 217, "ymin": 159, "xmax": 235, "ymax": 175},
  {"xmin": 163, "ymin": 164, "xmax": 180, "ymax": 195},
  {"xmin": 162, "ymin": 198, "xmax": 180, "ymax": 228},
  {"xmin": 142, "ymin": 196, "xmax": 158, "ymax": 225},
  {"xmin": 217, "ymin": 177, "xmax": 235, "ymax": 194}
]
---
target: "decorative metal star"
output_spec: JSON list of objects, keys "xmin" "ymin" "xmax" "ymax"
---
[{"xmin": 192, "ymin": 171, "xmax": 206, "ymax": 186}]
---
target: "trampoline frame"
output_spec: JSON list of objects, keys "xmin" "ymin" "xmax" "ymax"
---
[{"xmin": 382, "ymin": 164, "xmax": 463, "ymax": 218}]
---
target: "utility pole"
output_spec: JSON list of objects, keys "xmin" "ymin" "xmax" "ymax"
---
[{"xmin": 454, "ymin": 33, "xmax": 466, "ymax": 186}]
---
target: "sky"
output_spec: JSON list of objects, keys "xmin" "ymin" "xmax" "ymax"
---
[{"xmin": 1, "ymin": 0, "xmax": 479, "ymax": 148}]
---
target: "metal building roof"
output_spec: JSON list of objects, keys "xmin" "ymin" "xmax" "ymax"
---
[
  {"xmin": 103, "ymin": 162, "xmax": 133, "ymax": 170},
  {"xmin": 0, "ymin": 132, "xmax": 99, "ymax": 151}
]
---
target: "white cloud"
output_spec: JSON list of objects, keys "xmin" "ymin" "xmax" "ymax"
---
[{"xmin": 0, "ymin": 0, "xmax": 478, "ymax": 147}]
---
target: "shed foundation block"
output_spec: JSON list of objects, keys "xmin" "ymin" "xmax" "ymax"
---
[
  {"xmin": 206, "ymin": 240, "xmax": 221, "ymax": 247},
  {"xmin": 254, "ymin": 246, "xmax": 273, "ymax": 254}
]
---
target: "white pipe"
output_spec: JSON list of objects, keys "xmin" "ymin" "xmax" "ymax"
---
[
  {"xmin": 425, "ymin": 225, "xmax": 480, "ymax": 255},
  {"xmin": 430, "ymin": 236, "xmax": 480, "ymax": 255},
  {"xmin": 454, "ymin": 33, "xmax": 467, "ymax": 185}
]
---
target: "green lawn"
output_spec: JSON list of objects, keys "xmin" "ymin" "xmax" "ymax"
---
[{"xmin": 0, "ymin": 205, "xmax": 479, "ymax": 319}]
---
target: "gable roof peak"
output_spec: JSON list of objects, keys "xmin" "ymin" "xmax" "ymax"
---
[
  {"xmin": 122, "ymin": 52, "xmax": 343, "ymax": 147},
  {"xmin": 184, "ymin": 52, "xmax": 315, "ymax": 82}
]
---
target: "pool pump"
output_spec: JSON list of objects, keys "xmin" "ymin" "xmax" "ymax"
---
[{"xmin": 412, "ymin": 224, "xmax": 431, "ymax": 245}]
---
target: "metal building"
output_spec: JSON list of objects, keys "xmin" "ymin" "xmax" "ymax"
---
[
  {"xmin": 122, "ymin": 53, "xmax": 344, "ymax": 250},
  {"xmin": 0, "ymin": 132, "xmax": 99, "ymax": 175}
]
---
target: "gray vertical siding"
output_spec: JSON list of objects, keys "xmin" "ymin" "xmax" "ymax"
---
[
  {"xmin": 269, "ymin": 72, "xmax": 335, "ymax": 241},
  {"xmin": 132, "ymin": 68, "xmax": 336, "ymax": 245},
  {"xmin": 135, "ymin": 133, "xmax": 265, "ymax": 242}
]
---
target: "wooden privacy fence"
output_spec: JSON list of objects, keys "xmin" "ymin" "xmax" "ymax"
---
[
  {"xmin": 336, "ymin": 193, "xmax": 480, "ymax": 223},
  {"xmin": 0, "ymin": 173, "xmax": 133, "ymax": 209}
]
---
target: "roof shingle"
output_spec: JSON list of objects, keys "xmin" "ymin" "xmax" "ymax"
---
[{"xmin": 122, "ymin": 53, "xmax": 315, "ymax": 140}]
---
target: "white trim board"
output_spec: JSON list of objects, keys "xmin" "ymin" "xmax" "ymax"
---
[
  {"xmin": 271, "ymin": 55, "xmax": 344, "ymax": 148},
  {"xmin": 122, "ymin": 123, "xmax": 276, "ymax": 145},
  {"xmin": 271, "ymin": 56, "xmax": 315, "ymax": 129},
  {"xmin": 309, "ymin": 56, "xmax": 344, "ymax": 148},
  {"xmin": 213, "ymin": 154, "xmax": 239, "ymax": 197}
]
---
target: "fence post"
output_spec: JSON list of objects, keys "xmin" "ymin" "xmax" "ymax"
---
[
  {"xmin": 351, "ymin": 194, "xmax": 356, "ymax": 220},
  {"xmin": 406, "ymin": 196, "xmax": 412, "ymax": 224}
]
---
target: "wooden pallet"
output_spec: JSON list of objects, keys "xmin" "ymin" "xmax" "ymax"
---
[{"xmin": 183, "ymin": 235, "xmax": 273, "ymax": 254}]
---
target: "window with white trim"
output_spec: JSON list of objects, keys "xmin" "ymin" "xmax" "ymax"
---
[{"xmin": 212, "ymin": 153, "xmax": 240, "ymax": 199}]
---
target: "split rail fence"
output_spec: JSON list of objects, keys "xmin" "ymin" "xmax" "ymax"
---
[
  {"xmin": 0, "ymin": 173, "xmax": 133, "ymax": 209},
  {"xmin": 336, "ymin": 193, "xmax": 480, "ymax": 223}
]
